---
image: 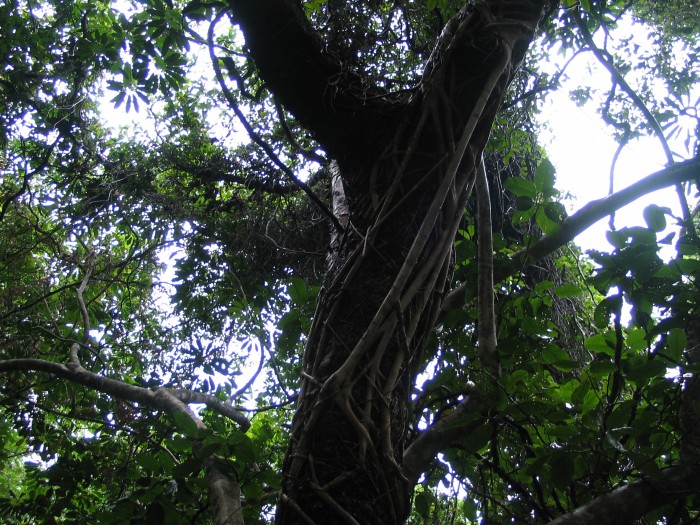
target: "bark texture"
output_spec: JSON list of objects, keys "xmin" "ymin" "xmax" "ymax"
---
[{"xmin": 229, "ymin": 1, "xmax": 556, "ymax": 523}]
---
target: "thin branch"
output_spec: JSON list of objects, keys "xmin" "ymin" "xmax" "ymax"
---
[
  {"xmin": 273, "ymin": 97, "xmax": 327, "ymax": 164},
  {"xmin": 75, "ymin": 252, "xmax": 96, "ymax": 346},
  {"xmin": 207, "ymin": 13, "xmax": 343, "ymax": 233},
  {"xmin": 0, "ymin": 358, "xmax": 249, "ymax": 430}
]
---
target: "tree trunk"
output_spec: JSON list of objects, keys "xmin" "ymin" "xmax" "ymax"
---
[{"xmin": 231, "ymin": 2, "xmax": 557, "ymax": 523}]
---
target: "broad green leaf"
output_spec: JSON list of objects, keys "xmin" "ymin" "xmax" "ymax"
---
[
  {"xmin": 172, "ymin": 411, "xmax": 199, "ymax": 437},
  {"xmin": 584, "ymin": 333, "xmax": 616, "ymax": 356},
  {"xmin": 504, "ymin": 177, "xmax": 537, "ymax": 198},
  {"xmin": 536, "ymin": 206, "xmax": 560, "ymax": 235},
  {"xmin": 554, "ymin": 283, "xmax": 582, "ymax": 298},
  {"xmin": 550, "ymin": 453, "xmax": 574, "ymax": 490},
  {"xmin": 666, "ymin": 328, "xmax": 687, "ymax": 361},
  {"xmin": 287, "ymin": 276, "xmax": 308, "ymax": 303},
  {"xmin": 625, "ymin": 359, "xmax": 668, "ymax": 383},
  {"xmin": 589, "ymin": 359, "xmax": 617, "ymax": 377},
  {"xmin": 581, "ymin": 390, "xmax": 600, "ymax": 414},
  {"xmin": 533, "ymin": 158, "xmax": 556, "ymax": 192},
  {"xmin": 593, "ymin": 295, "xmax": 622, "ymax": 328},
  {"xmin": 415, "ymin": 491, "xmax": 433, "ymax": 519},
  {"xmin": 642, "ymin": 204, "xmax": 668, "ymax": 232},
  {"xmin": 462, "ymin": 423, "xmax": 493, "ymax": 455}
]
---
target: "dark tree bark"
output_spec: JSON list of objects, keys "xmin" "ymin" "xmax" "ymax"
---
[{"xmin": 228, "ymin": 1, "xmax": 557, "ymax": 523}]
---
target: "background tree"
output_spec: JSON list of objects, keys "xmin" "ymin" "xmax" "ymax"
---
[{"xmin": 0, "ymin": 0, "xmax": 699, "ymax": 524}]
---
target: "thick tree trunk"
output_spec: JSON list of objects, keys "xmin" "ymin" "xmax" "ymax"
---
[{"xmin": 237, "ymin": 2, "xmax": 557, "ymax": 523}]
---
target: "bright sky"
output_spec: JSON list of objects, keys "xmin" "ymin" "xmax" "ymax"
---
[
  {"xmin": 536, "ymin": 18, "xmax": 696, "ymax": 256},
  {"xmin": 539, "ymin": 89, "xmax": 678, "ymax": 253}
]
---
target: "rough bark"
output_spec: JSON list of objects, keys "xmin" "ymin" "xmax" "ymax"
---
[{"xmin": 229, "ymin": 1, "xmax": 556, "ymax": 523}]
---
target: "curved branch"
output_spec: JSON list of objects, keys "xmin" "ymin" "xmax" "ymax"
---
[
  {"xmin": 546, "ymin": 465, "xmax": 700, "ymax": 525},
  {"xmin": 227, "ymin": 0, "xmax": 399, "ymax": 159},
  {"xmin": 442, "ymin": 157, "xmax": 700, "ymax": 312},
  {"xmin": 402, "ymin": 384, "xmax": 489, "ymax": 486},
  {"xmin": 0, "ymin": 357, "xmax": 248, "ymax": 524},
  {"xmin": 0, "ymin": 358, "xmax": 250, "ymax": 429}
]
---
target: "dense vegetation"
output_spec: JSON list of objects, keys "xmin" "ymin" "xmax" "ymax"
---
[{"xmin": 0, "ymin": 0, "xmax": 698, "ymax": 523}]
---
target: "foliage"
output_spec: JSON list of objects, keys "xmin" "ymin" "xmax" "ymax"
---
[{"xmin": 0, "ymin": 0, "xmax": 699, "ymax": 524}]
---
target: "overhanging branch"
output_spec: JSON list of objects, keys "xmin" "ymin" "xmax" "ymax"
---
[
  {"xmin": 0, "ymin": 355, "xmax": 248, "ymax": 524},
  {"xmin": 402, "ymin": 384, "xmax": 489, "ymax": 486},
  {"xmin": 228, "ymin": 0, "xmax": 400, "ymax": 160},
  {"xmin": 0, "ymin": 357, "xmax": 250, "ymax": 430},
  {"xmin": 545, "ymin": 465, "xmax": 700, "ymax": 525},
  {"xmin": 443, "ymin": 157, "xmax": 700, "ymax": 312}
]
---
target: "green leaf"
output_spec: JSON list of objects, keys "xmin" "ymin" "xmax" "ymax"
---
[
  {"xmin": 535, "ymin": 280, "xmax": 554, "ymax": 293},
  {"xmin": 414, "ymin": 491, "xmax": 434, "ymax": 519},
  {"xmin": 533, "ymin": 158, "xmax": 556, "ymax": 192},
  {"xmin": 172, "ymin": 411, "xmax": 199, "ymax": 437},
  {"xmin": 544, "ymin": 202, "xmax": 567, "ymax": 223},
  {"xmin": 516, "ymin": 195, "xmax": 534, "ymax": 210},
  {"xmin": 535, "ymin": 206, "xmax": 560, "ymax": 235},
  {"xmin": 606, "ymin": 230, "xmax": 627, "ymax": 249},
  {"xmin": 642, "ymin": 204, "xmax": 668, "ymax": 232},
  {"xmin": 581, "ymin": 390, "xmax": 600, "ymax": 414},
  {"xmin": 589, "ymin": 359, "xmax": 617, "ymax": 377},
  {"xmin": 625, "ymin": 359, "xmax": 668, "ymax": 383},
  {"xmin": 462, "ymin": 423, "xmax": 492, "ymax": 454},
  {"xmin": 584, "ymin": 333, "xmax": 616, "ymax": 356},
  {"xmin": 504, "ymin": 177, "xmax": 537, "ymax": 198},
  {"xmin": 666, "ymin": 328, "xmax": 687, "ymax": 361},
  {"xmin": 287, "ymin": 277, "xmax": 308, "ymax": 303},
  {"xmin": 593, "ymin": 295, "xmax": 622, "ymax": 328},
  {"xmin": 539, "ymin": 343, "xmax": 571, "ymax": 365},
  {"xmin": 554, "ymin": 283, "xmax": 581, "ymax": 298},
  {"xmin": 550, "ymin": 453, "xmax": 574, "ymax": 490}
]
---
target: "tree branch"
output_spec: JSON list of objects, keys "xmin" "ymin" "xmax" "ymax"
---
[
  {"xmin": 442, "ymin": 157, "xmax": 700, "ymax": 312},
  {"xmin": 227, "ymin": 0, "xmax": 400, "ymax": 160},
  {"xmin": 208, "ymin": 13, "xmax": 343, "ymax": 233},
  {"xmin": 402, "ymin": 384, "xmax": 490, "ymax": 486},
  {"xmin": 0, "ymin": 358, "xmax": 250, "ymax": 429},
  {"xmin": 573, "ymin": 8, "xmax": 694, "ymax": 233},
  {"xmin": 0, "ymin": 357, "xmax": 249, "ymax": 524},
  {"xmin": 546, "ymin": 465, "xmax": 700, "ymax": 525}
]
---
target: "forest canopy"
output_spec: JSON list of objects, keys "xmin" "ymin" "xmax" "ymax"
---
[{"xmin": 0, "ymin": 0, "xmax": 699, "ymax": 524}]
